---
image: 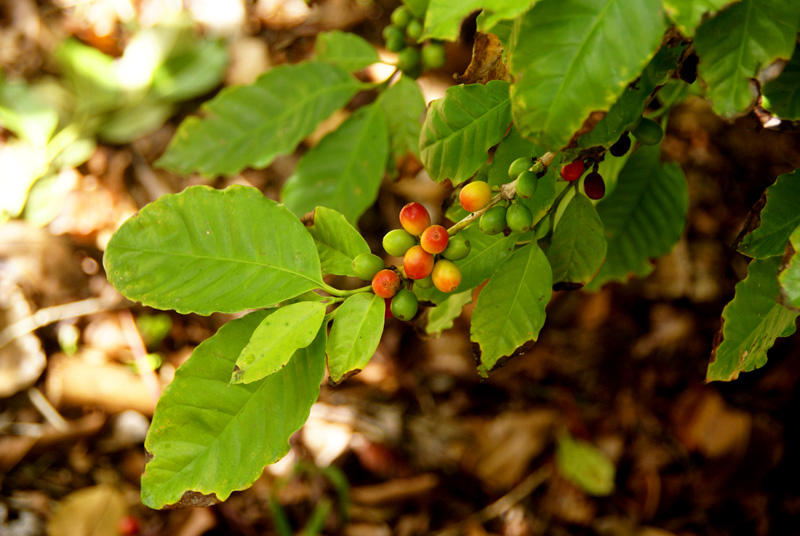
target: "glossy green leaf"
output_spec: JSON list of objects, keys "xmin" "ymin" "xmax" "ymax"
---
[
  {"xmin": 662, "ymin": 0, "xmax": 732, "ymax": 35},
  {"xmin": 156, "ymin": 62, "xmax": 362, "ymax": 176},
  {"xmin": 232, "ymin": 302, "xmax": 327, "ymax": 384},
  {"xmin": 588, "ymin": 145, "xmax": 688, "ymax": 288},
  {"xmin": 706, "ymin": 256, "xmax": 799, "ymax": 381},
  {"xmin": 779, "ymin": 226, "xmax": 800, "ymax": 308},
  {"xmin": 422, "ymin": 0, "xmax": 534, "ymax": 41},
  {"xmin": 104, "ymin": 185, "xmax": 322, "ymax": 315},
  {"xmin": 315, "ymin": 31, "xmax": 380, "ymax": 72},
  {"xmin": 487, "ymin": 127, "xmax": 542, "ymax": 187},
  {"xmin": 547, "ymin": 195, "xmax": 607, "ymax": 285},
  {"xmin": 694, "ymin": 0, "xmax": 799, "ymax": 117},
  {"xmin": 738, "ymin": 170, "xmax": 800, "ymax": 258},
  {"xmin": 509, "ymin": 0, "xmax": 666, "ymax": 150},
  {"xmin": 556, "ymin": 435, "xmax": 615, "ymax": 496},
  {"xmin": 471, "ymin": 243, "xmax": 552, "ymax": 373},
  {"xmin": 308, "ymin": 206, "xmax": 371, "ymax": 277},
  {"xmin": 282, "ymin": 102, "xmax": 389, "ymax": 224},
  {"xmin": 141, "ymin": 311, "xmax": 326, "ymax": 509},
  {"xmin": 327, "ymin": 293, "xmax": 385, "ymax": 382},
  {"xmin": 378, "ymin": 76, "xmax": 426, "ymax": 159},
  {"xmin": 425, "ymin": 290, "xmax": 472, "ymax": 335},
  {"xmin": 763, "ymin": 45, "xmax": 800, "ymax": 121},
  {"xmin": 420, "ymin": 80, "xmax": 512, "ymax": 184}
]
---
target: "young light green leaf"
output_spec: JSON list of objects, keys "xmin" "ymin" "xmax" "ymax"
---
[
  {"xmin": 662, "ymin": 0, "xmax": 731, "ymax": 35},
  {"xmin": 315, "ymin": 31, "xmax": 380, "ymax": 72},
  {"xmin": 420, "ymin": 80, "xmax": 511, "ymax": 184},
  {"xmin": 55, "ymin": 38, "xmax": 122, "ymax": 114},
  {"xmin": 232, "ymin": 302, "xmax": 327, "ymax": 384},
  {"xmin": 308, "ymin": 206, "xmax": 371, "ymax": 277},
  {"xmin": 587, "ymin": 145, "xmax": 688, "ymax": 289},
  {"xmin": 97, "ymin": 100, "xmax": 174, "ymax": 144},
  {"xmin": 422, "ymin": 0, "xmax": 533, "ymax": 41},
  {"xmin": 487, "ymin": 127, "xmax": 542, "ymax": 187},
  {"xmin": 779, "ymin": 226, "xmax": 800, "ymax": 308},
  {"xmin": 694, "ymin": 0, "xmax": 799, "ymax": 118},
  {"xmin": 509, "ymin": 0, "xmax": 666, "ymax": 151},
  {"xmin": 0, "ymin": 78, "xmax": 59, "ymax": 146},
  {"xmin": 471, "ymin": 243, "xmax": 552, "ymax": 374},
  {"xmin": 547, "ymin": 195, "xmax": 607, "ymax": 286},
  {"xmin": 738, "ymin": 170, "xmax": 800, "ymax": 258},
  {"xmin": 762, "ymin": 45, "xmax": 800, "ymax": 120},
  {"xmin": 156, "ymin": 62, "xmax": 362, "ymax": 176},
  {"xmin": 326, "ymin": 293, "xmax": 385, "ymax": 382},
  {"xmin": 282, "ymin": 102, "xmax": 389, "ymax": 224},
  {"xmin": 556, "ymin": 435, "xmax": 615, "ymax": 496},
  {"xmin": 104, "ymin": 185, "xmax": 323, "ymax": 315},
  {"xmin": 151, "ymin": 38, "xmax": 228, "ymax": 102},
  {"xmin": 425, "ymin": 290, "xmax": 472, "ymax": 335},
  {"xmin": 378, "ymin": 76, "xmax": 426, "ymax": 159},
  {"xmin": 707, "ymin": 256, "xmax": 799, "ymax": 381},
  {"xmin": 141, "ymin": 311, "xmax": 326, "ymax": 509}
]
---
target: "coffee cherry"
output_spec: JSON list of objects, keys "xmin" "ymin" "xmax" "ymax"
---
[
  {"xmin": 352, "ymin": 253, "xmax": 384, "ymax": 280},
  {"xmin": 117, "ymin": 516, "xmax": 140, "ymax": 536},
  {"xmin": 414, "ymin": 275, "xmax": 433, "ymax": 288},
  {"xmin": 403, "ymin": 245, "xmax": 434, "ymax": 279},
  {"xmin": 406, "ymin": 19, "xmax": 423, "ymax": 41},
  {"xmin": 420, "ymin": 224, "xmax": 449, "ymax": 254},
  {"xmin": 560, "ymin": 160, "xmax": 584, "ymax": 182},
  {"xmin": 506, "ymin": 202, "xmax": 533, "ymax": 232},
  {"xmin": 479, "ymin": 205, "xmax": 507, "ymax": 235},
  {"xmin": 397, "ymin": 46, "xmax": 421, "ymax": 74},
  {"xmin": 679, "ymin": 52, "xmax": 699, "ymax": 84},
  {"xmin": 382, "ymin": 228, "xmax": 416, "ymax": 257},
  {"xmin": 609, "ymin": 132, "xmax": 631, "ymax": 157},
  {"xmin": 583, "ymin": 171, "xmax": 605, "ymax": 200},
  {"xmin": 390, "ymin": 6, "xmax": 412, "ymax": 27},
  {"xmin": 385, "ymin": 33, "xmax": 405, "ymax": 52},
  {"xmin": 507, "ymin": 156, "xmax": 531, "ymax": 179},
  {"xmin": 459, "ymin": 180, "xmax": 491, "ymax": 212},
  {"xmin": 390, "ymin": 289, "xmax": 418, "ymax": 321},
  {"xmin": 443, "ymin": 233, "xmax": 470, "ymax": 260},
  {"xmin": 399, "ymin": 202, "xmax": 430, "ymax": 236},
  {"xmin": 372, "ymin": 269, "xmax": 401, "ymax": 298},
  {"xmin": 432, "ymin": 259, "xmax": 462, "ymax": 293},
  {"xmin": 632, "ymin": 118, "xmax": 663, "ymax": 145},
  {"xmin": 383, "ymin": 24, "xmax": 404, "ymax": 44},
  {"xmin": 421, "ymin": 42, "xmax": 446, "ymax": 70},
  {"xmin": 515, "ymin": 170, "xmax": 537, "ymax": 198}
]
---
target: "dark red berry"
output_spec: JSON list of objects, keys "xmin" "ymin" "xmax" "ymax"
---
[{"xmin": 583, "ymin": 172, "xmax": 605, "ymax": 200}]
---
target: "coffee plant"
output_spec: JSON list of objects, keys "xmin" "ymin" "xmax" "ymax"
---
[{"xmin": 101, "ymin": 0, "xmax": 800, "ymax": 509}]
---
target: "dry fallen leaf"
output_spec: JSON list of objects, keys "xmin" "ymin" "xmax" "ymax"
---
[{"xmin": 46, "ymin": 484, "xmax": 127, "ymax": 536}]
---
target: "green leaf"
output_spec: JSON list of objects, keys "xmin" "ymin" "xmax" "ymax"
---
[
  {"xmin": 232, "ymin": 302, "xmax": 327, "ymax": 384},
  {"xmin": 420, "ymin": 80, "xmax": 512, "ymax": 184},
  {"xmin": 738, "ymin": 170, "xmax": 800, "ymax": 258},
  {"xmin": 327, "ymin": 293, "xmax": 385, "ymax": 382},
  {"xmin": 315, "ymin": 31, "xmax": 380, "ymax": 72},
  {"xmin": 104, "ymin": 185, "xmax": 322, "ymax": 315},
  {"xmin": 425, "ymin": 290, "xmax": 472, "ymax": 335},
  {"xmin": 97, "ymin": 100, "xmax": 174, "ymax": 144},
  {"xmin": 151, "ymin": 38, "xmax": 228, "ymax": 102},
  {"xmin": 509, "ymin": 0, "xmax": 666, "ymax": 150},
  {"xmin": 156, "ymin": 62, "xmax": 362, "ymax": 176},
  {"xmin": 471, "ymin": 243, "xmax": 552, "ymax": 373},
  {"xmin": 706, "ymin": 256, "xmax": 799, "ymax": 381},
  {"xmin": 404, "ymin": 0, "xmax": 431, "ymax": 18},
  {"xmin": 519, "ymin": 164, "xmax": 557, "ymax": 224},
  {"xmin": 55, "ymin": 38, "xmax": 122, "ymax": 113},
  {"xmin": 588, "ymin": 145, "xmax": 688, "ymax": 288},
  {"xmin": 547, "ymin": 195, "xmax": 607, "ymax": 285},
  {"xmin": 487, "ymin": 126, "xmax": 542, "ymax": 187},
  {"xmin": 779, "ymin": 226, "xmax": 800, "ymax": 308},
  {"xmin": 763, "ymin": 45, "xmax": 800, "ymax": 121},
  {"xmin": 556, "ymin": 435, "xmax": 615, "ymax": 496},
  {"xmin": 308, "ymin": 206, "xmax": 371, "ymax": 277},
  {"xmin": 282, "ymin": 102, "xmax": 389, "ymax": 224},
  {"xmin": 662, "ymin": 0, "xmax": 732, "ymax": 35},
  {"xmin": 141, "ymin": 311, "xmax": 326, "ymax": 509},
  {"xmin": 694, "ymin": 0, "xmax": 799, "ymax": 118},
  {"xmin": 0, "ymin": 78, "xmax": 59, "ymax": 145},
  {"xmin": 422, "ymin": 0, "xmax": 534, "ymax": 41},
  {"xmin": 378, "ymin": 76, "xmax": 426, "ymax": 159}
]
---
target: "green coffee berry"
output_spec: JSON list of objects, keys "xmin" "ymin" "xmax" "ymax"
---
[
  {"xmin": 515, "ymin": 170, "xmax": 537, "ymax": 198},
  {"xmin": 632, "ymin": 118, "xmax": 663, "ymax": 145},
  {"xmin": 414, "ymin": 275, "xmax": 433, "ymax": 289},
  {"xmin": 421, "ymin": 42, "xmax": 446, "ymax": 70},
  {"xmin": 480, "ymin": 205, "xmax": 507, "ymax": 235},
  {"xmin": 383, "ymin": 228, "xmax": 416, "ymax": 257},
  {"xmin": 390, "ymin": 6, "xmax": 412, "ymax": 27},
  {"xmin": 397, "ymin": 47, "xmax": 421, "ymax": 73},
  {"xmin": 442, "ymin": 233, "xmax": 470, "ymax": 260},
  {"xmin": 390, "ymin": 289, "xmax": 418, "ymax": 321},
  {"xmin": 508, "ymin": 157, "xmax": 531, "ymax": 179},
  {"xmin": 406, "ymin": 19, "xmax": 423, "ymax": 41},
  {"xmin": 352, "ymin": 253, "xmax": 385, "ymax": 280},
  {"xmin": 506, "ymin": 202, "xmax": 533, "ymax": 232}
]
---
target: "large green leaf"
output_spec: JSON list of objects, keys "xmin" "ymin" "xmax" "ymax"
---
[
  {"xmin": 556, "ymin": 435, "xmax": 615, "ymax": 497},
  {"xmin": 308, "ymin": 206, "xmax": 371, "ymax": 277},
  {"xmin": 378, "ymin": 76, "xmax": 426, "ymax": 159},
  {"xmin": 762, "ymin": 44, "xmax": 800, "ymax": 120},
  {"xmin": 738, "ymin": 170, "xmax": 800, "ymax": 259},
  {"xmin": 282, "ymin": 102, "xmax": 389, "ymax": 223},
  {"xmin": 425, "ymin": 290, "xmax": 472, "ymax": 335},
  {"xmin": 779, "ymin": 226, "xmax": 800, "ymax": 308},
  {"xmin": 422, "ymin": 0, "xmax": 534, "ymax": 41},
  {"xmin": 662, "ymin": 0, "xmax": 733, "ymax": 35},
  {"xmin": 509, "ymin": 0, "xmax": 666, "ymax": 151},
  {"xmin": 547, "ymin": 195, "xmax": 607, "ymax": 285},
  {"xmin": 471, "ymin": 243, "xmax": 552, "ymax": 374},
  {"xmin": 420, "ymin": 80, "xmax": 512, "ymax": 184},
  {"xmin": 232, "ymin": 302, "xmax": 327, "ymax": 384},
  {"xmin": 327, "ymin": 293, "xmax": 385, "ymax": 382},
  {"xmin": 104, "ymin": 185, "xmax": 323, "ymax": 315},
  {"xmin": 706, "ymin": 256, "xmax": 799, "ymax": 381},
  {"xmin": 588, "ymin": 145, "xmax": 688, "ymax": 288},
  {"xmin": 156, "ymin": 62, "xmax": 362, "ymax": 176},
  {"xmin": 315, "ymin": 31, "xmax": 380, "ymax": 72},
  {"xmin": 141, "ymin": 311, "xmax": 326, "ymax": 509},
  {"xmin": 694, "ymin": 0, "xmax": 799, "ymax": 118}
]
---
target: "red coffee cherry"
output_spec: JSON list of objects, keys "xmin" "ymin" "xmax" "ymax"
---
[
  {"xmin": 399, "ymin": 202, "xmax": 431, "ymax": 236},
  {"xmin": 560, "ymin": 160, "xmax": 584, "ymax": 182},
  {"xmin": 403, "ymin": 245, "xmax": 434, "ymax": 279},
  {"xmin": 432, "ymin": 259, "xmax": 461, "ymax": 293},
  {"xmin": 372, "ymin": 269, "xmax": 401, "ymax": 298},
  {"xmin": 459, "ymin": 181, "xmax": 492, "ymax": 213},
  {"xmin": 420, "ymin": 224, "xmax": 449, "ymax": 254}
]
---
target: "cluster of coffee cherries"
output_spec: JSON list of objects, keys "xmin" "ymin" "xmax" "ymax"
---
[
  {"xmin": 382, "ymin": 6, "xmax": 446, "ymax": 76},
  {"xmin": 350, "ymin": 202, "xmax": 468, "ymax": 321}
]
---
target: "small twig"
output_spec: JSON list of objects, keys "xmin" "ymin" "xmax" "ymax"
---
[{"xmin": 27, "ymin": 387, "xmax": 68, "ymax": 432}]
